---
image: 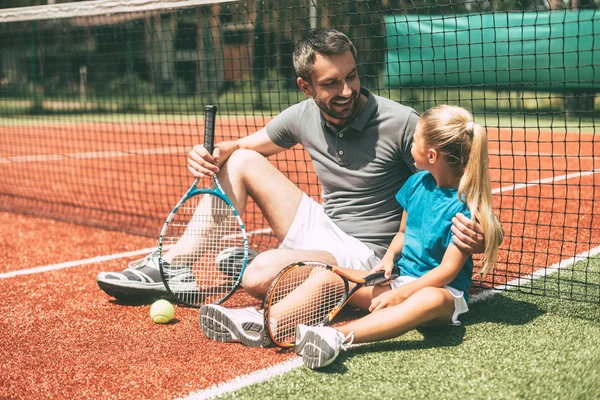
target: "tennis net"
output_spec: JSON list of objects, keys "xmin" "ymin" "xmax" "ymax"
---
[{"xmin": 0, "ymin": 0, "xmax": 599, "ymax": 302}]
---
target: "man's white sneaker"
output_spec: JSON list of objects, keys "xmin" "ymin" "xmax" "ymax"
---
[
  {"xmin": 199, "ymin": 305, "xmax": 272, "ymax": 348},
  {"xmin": 294, "ymin": 324, "xmax": 354, "ymax": 369},
  {"xmin": 96, "ymin": 248, "xmax": 258, "ymax": 301},
  {"xmin": 96, "ymin": 250, "xmax": 192, "ymax": 300}
]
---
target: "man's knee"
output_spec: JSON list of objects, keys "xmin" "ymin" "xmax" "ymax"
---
[
  {"xmin": 225, "ymin": 149, "xmax": 265, "ymax": 173},
  {"xmin": 241, "ymin": 253, "xmax": 276, "ymax": 298}
]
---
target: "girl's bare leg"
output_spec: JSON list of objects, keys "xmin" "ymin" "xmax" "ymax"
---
[{"xmin": 338, "ymin": 287, "xmax": 456, "ymax": 343}]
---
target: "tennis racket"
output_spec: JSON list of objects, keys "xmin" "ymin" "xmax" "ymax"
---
[
  {"xmin": 263, "ymin": 261, "xmax": 400, "ymax": 348},
  {"xmin": 157, "ymin": 105, "xmax": 249, "ymax": 308}
]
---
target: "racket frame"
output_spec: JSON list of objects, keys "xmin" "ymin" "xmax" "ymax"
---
[
  {"xmin": 157, "ymin": 104, "xmax": 249, "ymax": 307},
  {"xmin": 263, "ymin": 261, "xmax": 399, "ymax": 348},
  {"xmin": 157, "ymin": 181, "xmax": 249, "ymax": 307}
]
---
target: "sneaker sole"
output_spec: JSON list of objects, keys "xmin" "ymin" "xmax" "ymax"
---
[
  {"xmin": 295, "ymin": 329, "xmax": 338, "ymax": 369},
  {"xmin": 96, "ymin": 278, "xmax": 170, "ymax": 301},
  {"xmin": 199, "ymin": 305, "xmax": 270, "ymax": 348}
]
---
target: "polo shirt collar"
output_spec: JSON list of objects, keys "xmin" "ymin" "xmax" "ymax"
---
[
  {"xmin": 352, "ymin": 87, "xmax": 377, "ymax": 131},
  {"xmin": 320, "ymin": 87, "xmax": 376, "ymax": 134}
]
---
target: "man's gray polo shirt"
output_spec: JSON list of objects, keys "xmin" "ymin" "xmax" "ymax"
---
[{"xmin": 266, "ymin": 88, "xmax": 419, "ymax": 259}]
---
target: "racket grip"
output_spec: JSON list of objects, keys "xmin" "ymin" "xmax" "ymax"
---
[
  {"xmin": 204, "ymin": 105, "xmax": 218, "ymax": 154},
  {"xmin": 364, "ymin": 266, "xmax": 400, "ymax": 285}
]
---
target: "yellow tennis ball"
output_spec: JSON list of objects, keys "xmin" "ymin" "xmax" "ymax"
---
[{"xmin": 150, "ymin": 299, "xmax": 174, "ymax": 324}]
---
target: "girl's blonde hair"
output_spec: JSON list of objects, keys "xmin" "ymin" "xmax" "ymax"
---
[{"xmin": 419, "ymin": 105, "xmax": 504, "ymax": 276}]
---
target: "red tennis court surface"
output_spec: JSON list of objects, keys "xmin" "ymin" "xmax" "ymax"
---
[{"xmin": 0, "ymin": 212, "xmax": 297, "ymax": 399}]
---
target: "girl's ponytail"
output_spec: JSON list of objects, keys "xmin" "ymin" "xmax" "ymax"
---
[{"xmin": 459, "ymin": 123, "xmax": 503, "ymax": 277}]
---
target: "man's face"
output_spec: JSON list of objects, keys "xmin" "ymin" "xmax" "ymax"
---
[{"xmin": 298, "ymin": 51, "xmax": 361, "ymax": 126}]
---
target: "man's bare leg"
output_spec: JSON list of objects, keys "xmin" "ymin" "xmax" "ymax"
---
[
  {"xmin": 214, "ymin": 149, "xmax": 303, "ymax": 240},
  {"xmin": 242, "ymin": 249, "xmax": 338, "ymax": 299}
]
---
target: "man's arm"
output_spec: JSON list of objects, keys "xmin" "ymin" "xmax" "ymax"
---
[{"xmin": 187, "ymin": 127, "xmax": 287, "ymax": 178}]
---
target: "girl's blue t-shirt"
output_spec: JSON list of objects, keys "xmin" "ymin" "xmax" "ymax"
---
[{"xmin": 395, "ymin": 171, "xmax": 474, "ymax": 299}]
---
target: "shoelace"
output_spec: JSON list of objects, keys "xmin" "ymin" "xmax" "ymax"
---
[
  {"xmin": 340, "ymin": 331, "xmax": 354, "ymax": 350},
  {"xmin": 129, "ymin": 252, "xmax": 190, "ymax": 274}
]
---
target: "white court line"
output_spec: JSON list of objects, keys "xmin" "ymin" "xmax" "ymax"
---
[
  {"xmin": 179, "ymin": 358, "xmax": 304, "ymax": 400},
  {"xmin": 492, "ymin": 168, "xmax": 600, "ymax": 194},
  {"xmin": 223, "ymin": 228, "xmax": 273, "ymax": 240},
  {"xmin": 184, "ymin": 244, "xmax": 600, "ymax": 400},
  {"xmin": 9, "ymin": 154, "xmax": 66, "ymax": 162},
  {"xmin": 2, "ymin": 146, "xmax": 188, "ymax": 164},
  {"xmin": 0, "ymin": 228, "xmax": 272, "ymax": 279},
  {"xmin": 0, "ymin": 247, "xmax": 157, "ymax": 279},
  {"xmin": 490, "ymin": 150, "xmax": 599, "ymax": 158}
]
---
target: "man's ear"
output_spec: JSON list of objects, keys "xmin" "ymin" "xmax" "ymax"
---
[
  {"xmin": 428, "ymin": 148, "xmax": 437, "ymax": 164},
  {"xmin": 297, "ymin": 77, "xmax": 313, "ymax": 98}
]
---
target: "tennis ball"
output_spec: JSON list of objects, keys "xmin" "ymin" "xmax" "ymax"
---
[{"xmin": 150, "ymin": 299, "xmax": 174, "ymax": 324}]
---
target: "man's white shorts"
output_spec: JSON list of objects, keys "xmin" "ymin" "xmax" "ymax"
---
[
  {"xmin": 390, "ymin": 275, "xmax": 469, "ymax": 326},
  {"xmin": 279, "ymin": 194, "xmax": 379, "ymax": 271}
]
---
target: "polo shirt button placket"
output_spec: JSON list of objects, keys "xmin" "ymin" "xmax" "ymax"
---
[
  {"xmin": 336, "ymin": 127, "xmax": 347, "ymax": 166},
  {"xmin": 337, "ymin": 149, "xmax": 346, "ymax": 166}
]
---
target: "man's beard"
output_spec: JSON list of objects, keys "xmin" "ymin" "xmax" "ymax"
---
[{"xmin": 312, "ymin": 89, "xmax": 360, "ymax": 123}]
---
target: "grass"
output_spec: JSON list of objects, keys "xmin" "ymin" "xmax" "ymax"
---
[
  {"xmin": 0, "ymin": 113, "xmax": 595, "ymax": 139},
  {"xmin": 0, "ymin": 113, "xmax": 204, "ymax": 125},
  {"xmin": 216, "ymin": 259, "xmax": 600, "ymax": 400},
  {"xmin": 1, "ymin": 86, "xmax": 597, "ymax": 134},
  {"xmin": 2, "ymin": 83, "xmax": 598, "ymax": 119}
]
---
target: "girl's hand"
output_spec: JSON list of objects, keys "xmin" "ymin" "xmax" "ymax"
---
[
  {"xmin": 369, "ymin": 288, "xmax": 408, "ymax": 312},
  {"xmin": 370, "ymin": 256, "xmax": 395, "ymax": 279}
]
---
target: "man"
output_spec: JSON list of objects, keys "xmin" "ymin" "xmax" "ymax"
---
[{"xmin": 97, "ymin": 29, "xmax": 484, "ymax": 345}]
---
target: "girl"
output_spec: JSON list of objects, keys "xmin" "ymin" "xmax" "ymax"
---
[{"xmin": 294, "ymin": 105, "xmax": 504, "ymax": 369}]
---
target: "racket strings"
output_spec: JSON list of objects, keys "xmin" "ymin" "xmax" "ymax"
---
[
  {"xmin": 268, "ymin": 264, "xmax": 346, "ymax": 346},
  {"xmin": 163, "ymin": 193, "xmax": 245, "ymax": 305}
]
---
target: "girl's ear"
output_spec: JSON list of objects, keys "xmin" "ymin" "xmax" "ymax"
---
[{"xmin": 428, "ymin": 148, "xmax": 437, "ymax": 164}]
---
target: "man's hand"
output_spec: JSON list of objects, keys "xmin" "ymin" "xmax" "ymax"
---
[
  {"xmin": 451, "ymin": 212, "xmax": 485, "ymax": 254},
  {"xmin": 187, "ymin": 140, "xmax": 241, "ymax": 179},
  {"xmin": 187, "ymin": 144, "xmax": 220, "ymax": 179}
]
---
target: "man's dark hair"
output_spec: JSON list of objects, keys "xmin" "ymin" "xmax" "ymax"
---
[{"xmin": 293, "ymin": 28, "xmax": 357, "ymax": 82}]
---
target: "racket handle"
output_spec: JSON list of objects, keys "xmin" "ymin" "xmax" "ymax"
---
[
  {"xmin": 204, "ymin": 105, "xmax": 218, "ymax": 154},
  {"xmin": 364, "ymin": 265, "xmax": 400, "ymax": 286}
]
